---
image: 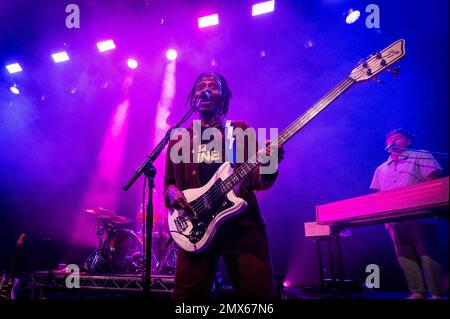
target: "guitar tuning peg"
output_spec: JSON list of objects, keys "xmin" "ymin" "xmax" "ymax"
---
[
  {"xmin": 376, "ymin": 52, "xmax": 382, "ymax": 59},
  {"xmin": 357, "ymin": 59, "xmax": 368, "ymax": 68},
  {"xmin": 387, "ymin": 66, "xmax": 400, "ymax": 78}
]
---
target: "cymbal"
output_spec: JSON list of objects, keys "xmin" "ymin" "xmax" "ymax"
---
[
  {"xmin": 85, "ymin": 207, "xmax": 117, "ymax": 218},
  {"xmin": 110, "ymin": 215, "xmax": 131, "ymax": 225}
]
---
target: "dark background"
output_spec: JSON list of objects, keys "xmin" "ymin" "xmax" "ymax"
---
[{"xmin": 0, "ymin": 0, "xmax": 448, "ymax": 292}]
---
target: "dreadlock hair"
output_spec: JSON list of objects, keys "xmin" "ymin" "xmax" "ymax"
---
[
  {"xmin": 185, "ymin": 72, "xmax": 232, "ymax": 116},
  {"xmin": 386, "ymin": 128, "xmax": 415, "ymax": 146}
]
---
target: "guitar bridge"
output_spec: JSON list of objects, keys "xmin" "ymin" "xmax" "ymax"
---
[{"xmin": 174, "ymin": 216, "xmax": 188, "ymax": 232}]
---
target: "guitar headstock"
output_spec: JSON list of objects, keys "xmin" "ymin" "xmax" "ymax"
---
[
  {"xmin": 350, "ymin": 39, "xmax": 406, "ymax": 83},
  {"xmin": 16, "ymin": 233, "xmax": 26, "ymax": 247}
]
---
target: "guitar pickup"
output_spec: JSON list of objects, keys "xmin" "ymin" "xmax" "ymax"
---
[{"xmin": 174, "ymin": 216, "xmax": 188, "ymax": 232}]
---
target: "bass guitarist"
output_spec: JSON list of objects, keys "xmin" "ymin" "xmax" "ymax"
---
[{"xmin": 164, "ymin": 72, "xmax": 284, "ymax": 299}]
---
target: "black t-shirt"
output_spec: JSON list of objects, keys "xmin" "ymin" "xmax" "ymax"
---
[{"xmin": 164, "ymin": 120, "xmax": 274, "ymax": 227}]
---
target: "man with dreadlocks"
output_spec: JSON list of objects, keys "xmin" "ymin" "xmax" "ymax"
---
[{"xmin": 164, "ymin": 72, "xmax": 284, "ymax": 299}]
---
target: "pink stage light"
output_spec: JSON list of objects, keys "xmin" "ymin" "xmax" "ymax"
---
[
  {"xmin": 97, "ymin": 39, "xmax": 116, "ymax": 52},
  {"xmin": 6, "ymin": 63, "xmax": 22, "ymax": 74},
  {"xmin": 150, "ymin": 55, "xmax": 177, "ymax": 224},
  {"xmin": 252, "ymin": 1, "xmax": 275, "ymax": 16},
  {"xmin": 111, "ymin": 100, "xmax": 129, "ymax": 137},
  {"xmin": 198, "ymin": 14, "xmax": 219, "ymax": 28},
  {"xmin": 282, "ymin": 280, "xmax": 290, "ymax": 288},
  {"xmin": 166, "ymin": 49, "xmax": 178, "ymax": 61},
  {"xmin": 127, "ymin": 58, "xmax": 138, "ymax": 69},
  {"xmin": 73, "ymin": 76, "xmax": 133, "ymax": 248},
  {"xmin": 51, "ymin": 51, "xmax": 70, "ymax": 63}
]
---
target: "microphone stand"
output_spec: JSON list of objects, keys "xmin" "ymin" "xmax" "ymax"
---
[{"xmin": 123, "ymin": 100, "xmax": 199, "ymax": 298}]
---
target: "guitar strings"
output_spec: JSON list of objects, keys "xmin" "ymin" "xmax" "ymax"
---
[
  {"xmin": 226, "ymin": 52, "xmax": 388, "ymax": 185},
  {"xmin": 188, "ymin": 77, "xmax": 356, "ymax": 214},
  {"xmin": 190, "ymin": 79, "xmax": 353, "ymax": 214},
  {"xmin": 187, "ymin": 54, "xmax": 389, "ymax": 215},
  {"xmin": 189, "ymin": 77, "xmax": 356, "ymax": 214}
]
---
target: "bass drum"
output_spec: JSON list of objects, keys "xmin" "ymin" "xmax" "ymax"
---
[{"xmin": 102, "ymin": 229, "xmax": 144, "ymax": 273}]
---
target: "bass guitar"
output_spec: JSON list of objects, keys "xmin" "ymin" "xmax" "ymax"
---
[{"xmin": 168, "ymin": 39, "xmax": 406, "ymax": 252}]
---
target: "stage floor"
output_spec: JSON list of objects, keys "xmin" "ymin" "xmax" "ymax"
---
[{"xmin": 18, "ymin": 271, "xmax": 447, "ymax": 300}]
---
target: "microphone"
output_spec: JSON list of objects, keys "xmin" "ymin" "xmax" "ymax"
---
[
  {"xmin": 199, "ymin": 90, "xmax": 212, "ymax": 101},
  {"xmin": 385, "ymin": 143, "xmax": 395, "ymax": 151},
  {"xmin": 192, "ymin": 91, "xmax": 212, "ymax": 111}
]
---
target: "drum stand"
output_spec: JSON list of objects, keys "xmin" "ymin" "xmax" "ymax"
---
[
  {"xmin": 83, "ymin": 219, "xmax": 111, "ymax": 272},
  {"xmin": 156, "ymin": 240, "xmax": 177, "ymax": 274}
]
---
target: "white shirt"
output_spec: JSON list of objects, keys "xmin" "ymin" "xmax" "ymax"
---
[
  {"xmin": 370, "ymin": 150, "xmax": 443, "ymax": 228},
  {"xmin": 370, "ymin": 150, "xmax": 442, "ymax": 191}
]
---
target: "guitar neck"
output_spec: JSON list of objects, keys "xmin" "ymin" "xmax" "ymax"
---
[
  {"xmin": 274, "ymin": 77, "xmax": 356, "ymax": 146},
  {"xmin": 223, "ymin": 76, "xmax": 356, "ymax": 191}
]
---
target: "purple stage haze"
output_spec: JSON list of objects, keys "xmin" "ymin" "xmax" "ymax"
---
[{"xmin": 0, "ymin": 0, "xmax": 448, "ymax": 291}]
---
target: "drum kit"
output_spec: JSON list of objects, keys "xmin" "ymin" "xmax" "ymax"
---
[{"xmin": 82, "ymin": 207, "xmax": 177, "ymax": 274}]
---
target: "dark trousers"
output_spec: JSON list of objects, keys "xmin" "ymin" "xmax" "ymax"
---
[{"xmin": 171, "ymin": 222, "xmax": 277, "ymax": 299}]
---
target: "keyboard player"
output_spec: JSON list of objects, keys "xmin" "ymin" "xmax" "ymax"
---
[{"xmin": 370, "ymin": 128, "xmax": 446, "ymax": 299}]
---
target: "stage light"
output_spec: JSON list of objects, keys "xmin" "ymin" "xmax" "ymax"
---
[
  {"xmin": 252, "ymin": 0, "xmax": 275, "ymax": 16},
  {"xmin": 346, "ymin": 9, "xmax": 360, "ymax": 24},
  {"xmin": 166, "ymin": 49, "xmax": 178, "ymax": 61},
  {"xmin": 97, "ymin": 39, "xmax": 116, "ymax": 52},
  {"xmin": 51, "ymin": 51, "xmax": 70, "ymax": 63},
  {"xmin": 6, "ymin": 63, "xmax": 23, "ymax": 74},
  {"xmin": 198, "ymin": 14, "xmax": 219, "ymax": 28},
  {"xmin": 127, "ymin": 58, "xmax": 138, "ymax": 69},
  {"xmin": 282, "ymin": 280, "xmax": 290, "ymax": 288},
  {"xmin": 303, "ymin": 40, "xmax": 314, "ymax": 49},
  {"xmin": 10, "ymin": 84, "xmax": 20, "ymax": 94}
]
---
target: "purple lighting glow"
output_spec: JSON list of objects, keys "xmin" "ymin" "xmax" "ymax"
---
[
  {"xmin": 5, "ymin": 63, "xmax": 23, "ymax": 74},
  {"xmin": 74, "ymin": 77, "xmax": 133, "ymax": 248},
  {"xmin": 198, "ymin": 14, "xmax": 219, "ymax": 28},
  {"xmin": 97, "ymin": 39, "xmax": 116, "ymax": 52},
  {"xmin": 166, "ymin": 49, "xmax": 178, "ymax": 61},
  {"xmin": 127, "ymin": 58, "xmax": 138, "ymax": 69},
  {"xmin": 51, "ymin": 51, "xmax": 70, "ymax": 63},
  {"xmin": 252, "ymin": 1, "xmax": 275, "ymax": 16}
]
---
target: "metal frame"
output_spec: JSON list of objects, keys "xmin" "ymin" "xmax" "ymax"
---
[{"xmin": 30, "ymin": 271, "xmax": 175, "ymax": 299}]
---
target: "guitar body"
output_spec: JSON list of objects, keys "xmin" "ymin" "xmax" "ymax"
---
[
  {"xmin": 0, "ymin": 273, "xmax": 20, "ymax": 300},
  {"xmin": 168, "ymin": 162, "xmax": 247, "ymax": 252},
  {"xmin": 0, "ymin": 233, "xmax": 25, "ymax": 300}
]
